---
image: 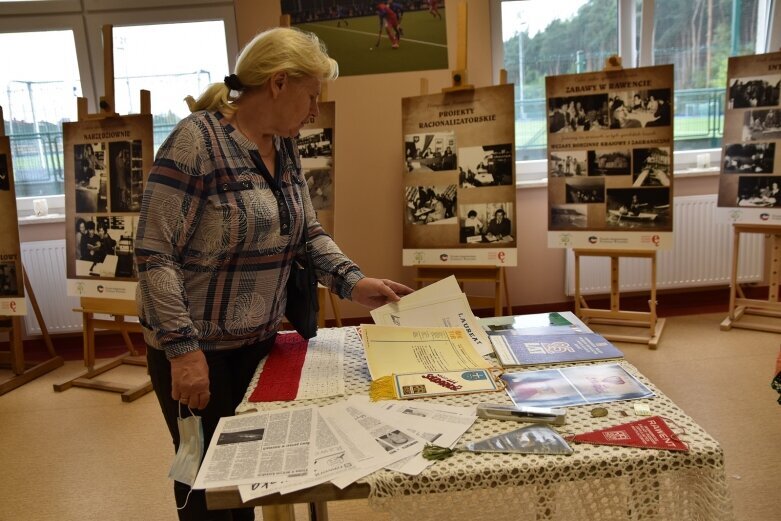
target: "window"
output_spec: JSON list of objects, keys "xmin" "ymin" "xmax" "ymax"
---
[
  {"xmin": 0, "ymin": 29, "xmax": 81, "ymax": 197},
  {"xmin": 492, "ymin": 0, "xmax": 780, "ymax": 182},
  {"xmin": 0, "ymin": 0, "xmax": 237, "ymax": 205}
]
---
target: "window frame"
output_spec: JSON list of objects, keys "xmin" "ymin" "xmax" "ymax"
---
[
  {"xmin": 0, "ymin": 0, "xmax": 237, "ymax": 217},
  {"xmin": 491, "ymin": 0, "xmax": 781, "ymax": 185}
]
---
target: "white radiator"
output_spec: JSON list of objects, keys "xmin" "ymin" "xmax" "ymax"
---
[
  {"xmin": 20, "ymin": 240, "xmax": 82, "ymax": 336},
  {"xmin": 565, "ymin": 194, "xmax": 765, "ymax": 296}
]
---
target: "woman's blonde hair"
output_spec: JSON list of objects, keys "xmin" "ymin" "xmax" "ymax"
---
[{"xmin": 185, "ymin": 27, "xmax": 338, "ymax": 114}]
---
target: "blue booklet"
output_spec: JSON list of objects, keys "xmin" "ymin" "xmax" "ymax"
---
[{"xmin": 489, "ymin": 332, "xmax": 623, "ymax": 367}]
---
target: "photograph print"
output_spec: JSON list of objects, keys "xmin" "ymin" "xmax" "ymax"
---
[
  {"xmin": 483, "ymin": 202, "xmax": 514, "ymax": 242},
  {"xmin": 297, "ymin": 127, "xmax": 333, "ymax": 160},
  {"xmin": 548, "ymin": 94, "xmax": 609, "ymax": 133},
  {"xmin": 405, "ymin": 184, "xmax": 457, "ymax": 225},
  {"xmin": 405, "ymin": 131, "xmax": 457, "ymax": 173},
  {"xmin": 729, "ymin": 74, "xmax": 781, "ymax": 109},
  {"xmin": 0, "ymin": 153, "xmax": 9, "ymax": 191},
  {"xmin": 723, "ymin": 142, "xmax": 775, "ymax": 174},
  {"xmin": 632, "ymin": 147, "xmax": 671, "ymax": 187},
  {"xmin": 736, "ymin": 175, "xmax": 781, "ymax": 207},
  {"xmin": 457, "ymin": 143, "xmax": 513, "ymax": 186},
  {"xmin": 73, "ymin": 215, "xmax": 138, "ymax": 279},
  {"xmin": 108, "ymin": 140, "xmax": 143, "ymax": 212},
  {"xmin": 74, "ymin": 142, "xmax": 108, "ymax": 213},
  {"xmin": 550, "ymin": 204, "xmax": 588, "ymax": 229},
  {"xmin": 0, "ymin": 261, "xmax": 19, "ymax": 296},
  {"xmin": 608, "ymin": 89, "xmax": 671, "ymax": 129},
  {"xmin": 587, "ymin": 149, "xmax": 631, "ymax": 176},
  {"xmin": 565, "ymin": 177, "xmax": 605, "ymax": 204},
  {"xmin": 304, "ymin": 167, "xmax": 334, "ymax": 210},
  {"xmin": 605, "ymin": 187, "xmax": 671, "ymax": 229},
  {"xmin": 459, "ymin": 203, "xmax": 488, "ymax": 243},
  {"xmin": 743, "ymin": 109, "xmax": 781, "ymax": 141},
  {"xmin": 549, "ymin": 150, "xmax": 587, "ymax": 177}
]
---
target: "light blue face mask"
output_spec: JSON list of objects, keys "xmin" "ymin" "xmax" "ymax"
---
[{"xmin": 169, "ymin": 404, "xmax": 204, "ymax": 488}]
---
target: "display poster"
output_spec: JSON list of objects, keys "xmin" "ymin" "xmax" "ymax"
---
[
  {"xmin": 0, "ymin": 135, "xmax": 26, "ymax": 315},
  {"xmin": 546, "ymin": 64, "xmax": 674, "ymax": 250},
  {"xmin": 298, "ymin": 101, "xmax": 335, "ymax": 236},
  {"xmin": 717, "ymin": 51, "xmax": 781, "ymax": 223},
  {"xmin": 401, "ymin": 84, "xmax": 517, "ymax": 266},
  {"xmin": 63, "ymin": 115, "xmax": 153, "ymax": 299}
]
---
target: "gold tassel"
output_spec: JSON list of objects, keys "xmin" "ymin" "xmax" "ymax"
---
[{"xmin": 369, "ymin": 375, "xmax": 398, "ymax": 401}]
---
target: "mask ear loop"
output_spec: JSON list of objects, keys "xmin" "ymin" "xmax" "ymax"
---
[{"xmin": 175, "ymin": 402, "xmax": 199, "ymax": 511}]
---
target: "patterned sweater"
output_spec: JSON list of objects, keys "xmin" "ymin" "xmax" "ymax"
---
[{"xmin": 135, "ymin": 111, "xmax": 363, "ymax": 358}]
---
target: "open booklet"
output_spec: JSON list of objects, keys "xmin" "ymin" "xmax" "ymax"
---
[{"xmin": 370, "ymin": 275, "xmax": 493, "ymax": 356}]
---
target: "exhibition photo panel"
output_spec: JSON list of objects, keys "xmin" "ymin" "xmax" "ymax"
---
[
  {"xmin": 402, "ymin": 84, "xmax": 516, "ymax": 264},
  {"xmin": 0, "ymin": 139, "xmax": 25, "ymax": 313},
  {"xmin": 300, "ymin": 102, "xmax": 336, "ymax": 234},
  {"xmin": 546, "ymin": 64, "xmax": 674, "ymax": 245},
  {"xmin": 718, "ymin": 51, "xmax": 781, "ymax": 217},
  {"xmin": 63, "ymin": 115, "xmax": 153, "ymax": 290}
]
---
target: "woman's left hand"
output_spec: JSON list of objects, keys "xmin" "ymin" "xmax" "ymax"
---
[{"xmin": 351, "ymin": 277, "xmax": 414, "ymax": 309}]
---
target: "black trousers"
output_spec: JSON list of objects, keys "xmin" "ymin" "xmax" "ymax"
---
[{"xmin": 147, "ymin": 337, "xmax": 275, "ymax": 521}]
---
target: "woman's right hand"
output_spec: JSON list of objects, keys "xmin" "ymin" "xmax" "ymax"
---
[{"xmin": 170, "ymin": 350, "xmax": 211, "ymax": 409}]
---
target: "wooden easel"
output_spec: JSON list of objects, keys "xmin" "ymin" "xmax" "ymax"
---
[
  {"xmin": 53, "ymin": 25, "xmax": 153, "ymax": 402},
  {"xmin": 570, "ymin": 55, "xmax": 667, "ymax": 349},
  {"xmin": 0, "ymin": 266, "xmax": 64, "ymax": 395},
  {"xmin": 720, "ymin": 223, "xmax": 781, "ymax": 333},
  {"xmin": 0, "ymin": 106, "xmax": 63, "ymax": 394},
  {"xmin": 414, "ymin": 2, "xmax": 512, "ymax": 318},
  {"xmin": 573, "ymin": 249, "xmax": 666, "ymax": 348}
]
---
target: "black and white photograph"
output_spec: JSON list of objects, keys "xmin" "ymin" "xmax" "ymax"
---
[
  {"xmin": 459, "ymin": 203, "xmax": 487, "ymax": 243},
  {"xmin": 547, "ymin": 94, "xmax": 609, "ymax": 133},
  {"xmin": 0, "ymin": 261, "xmax": 18, "ymax": 296},
  {"xmin": 217, "ymin": 428, "xmax": 265, "ymax": 445},
  {"xmin": 632, "ymin": 147, "xmax": 671, "ymax": 187},
  {"xmin": 723, "ymin": 142, "xmax": 776, "ymax": 174},
  {"xmin": 457, "ymin": 143, "xmax": 513, "ymax": 186},
  {"xmin": 404, "ymin": 131, "xmax": 457, "ymax": 172},
  {"xmin": 377, "ymin": 430, "xmax": 413, "ymax": 451},
  {"xmin": 608, "ymin": 89, "xmax": 671, "ymax": 129},
  {"xmin": 74, "ymin": 142, "xmax": 108, "ymax": 213},
  {"xmin": 549, "ymin": 150, "xmax": 587, "ymax": 177},
  {"xmin": 605, "ymin": 187, "xmax": 671, "ymax": 228},
  {"xmin": 73, "ymin": 215, "xmax": 138, "ymax": 279},
  {"xmin": 483, "ymin": 203, "xmax": 514, "ymax": 242},
  {"xmin": 587, "ymin": 149, "xmax": 631, "ymax": 176},
  {"xmin": 404, "ymin": 184, "xmax": 457, "ymax": 225},
  {"xmin": 297, "ymin": 127, "xmax": 333, "ymax": 159},
  {"xmin": 736, "ymin": 175, "xmax": 781, "ymax": 207},
  {"xmin": 109, "ymin": 140, "xmax": 143, "ymax": 212},
  {"xmin": 742, "ymin": 109, "xmax": 781, "ymax": 140},
  {"xmin": 551, "ymin": 204, "xmax": 588, "ymax": 228},
  {"xmin": 304, "ymin": 167, "xmax": 334, "ymax": 210},
  {"xmin": 0, "ymin": 154, "xmax": 9, "ymax": 191},
  {"xmin": 565, "ymin": 177, "xmax": 605, "ymax": 204},
  {"xmin": 729, "ymin": 75, "xmax": 781, "ymax": 109}
]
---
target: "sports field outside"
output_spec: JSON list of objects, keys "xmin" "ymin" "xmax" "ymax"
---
[{"xmin": 295, "ymin": 8, "xmax": 448, "ymax": 77}]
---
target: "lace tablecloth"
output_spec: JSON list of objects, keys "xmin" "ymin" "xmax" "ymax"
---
[{"xmin": 236, "ymin": 327, "xmax": 735, "ymax": 521}]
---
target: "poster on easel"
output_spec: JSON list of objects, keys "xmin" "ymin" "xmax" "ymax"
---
[
  {"xmin": 0, "ymin": 131, "xmax": 26, "ymax": 315},
  {"xmin": 298, "ymin": 101, "xmax": 336, "ymax": 236},
  {"xmin": 401, "ymin": 84, "xmax": 517, "ymax": 266},
  {"xmin": 63, "ymin": 115, "xmax": 153, "ymax": 298},
  {"xmin": 546, "ymin": 64, "xmax": 674, "ymax": 250},
  {"xmin": 717, "ymin": 51, "xmax": 781, "ymax": 222}
]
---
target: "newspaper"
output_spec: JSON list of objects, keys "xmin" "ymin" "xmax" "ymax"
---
[{"xmin": 193, "ymin": 406, "xmax": 317, "ymax": 489}]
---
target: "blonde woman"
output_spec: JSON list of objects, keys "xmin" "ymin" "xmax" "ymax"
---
[{"xmin": 135, "ymin": 27, "xmax": 412, "ymax": 520}]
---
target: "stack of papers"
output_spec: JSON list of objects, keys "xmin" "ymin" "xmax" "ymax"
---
[
  {"xmin": 370, "ymin": 275, "xmax": 493, "ymax": 356},
  {"xmin": 191, "ymin": 397, "xmax": 477, "ymax": 501}
]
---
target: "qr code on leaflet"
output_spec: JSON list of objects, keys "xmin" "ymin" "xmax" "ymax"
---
[
  {"xmin": 604, "ymin": 430, "xmax": 631, "ymax": 441},
  {"xmin": 402, "ymin": 385, "xmax": 427, "ymax": 395}
]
